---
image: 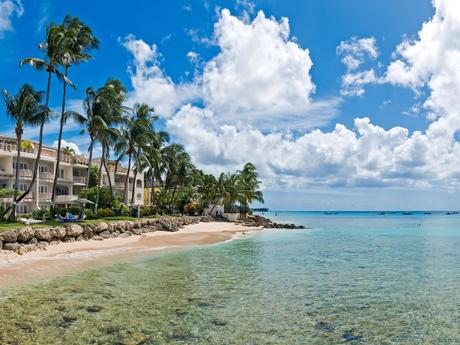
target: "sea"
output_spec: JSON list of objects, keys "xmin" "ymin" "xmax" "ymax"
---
[{"xmin": 0, "ymin": 211, "xmax": 459, "ymax": 344}]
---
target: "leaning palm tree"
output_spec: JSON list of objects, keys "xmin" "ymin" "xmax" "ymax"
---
[
  {"xmin": 236, "ymin": 163, "xmax": 264, "ymax": 218},
  {"xmin": 51, "ymin": 15, "xmax": 99, "ymax": 209},
  {"xmin": 2, "ymin": 85, "xmax": 46, "ymax": 221},
  {"xmin": 17, "ymin": 22, "xmax": 67, "ymax": 209}
]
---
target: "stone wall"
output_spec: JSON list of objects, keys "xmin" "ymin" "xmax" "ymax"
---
[{"xmin": 0, "ymin": 216, "xmax": 214, "ymax": 255}]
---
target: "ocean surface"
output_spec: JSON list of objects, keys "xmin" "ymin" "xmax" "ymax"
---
[{"xmin": 1, "ymin": 211, "xmax": 460, "ymax": 344}]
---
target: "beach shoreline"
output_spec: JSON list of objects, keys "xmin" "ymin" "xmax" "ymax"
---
[{"xmin": 0, "ymin": 222, "xmax": 262, "ymax": 287}]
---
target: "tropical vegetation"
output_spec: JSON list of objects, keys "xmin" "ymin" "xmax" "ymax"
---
[{"xmin": 0, "ymin": 14, "xmax": 263, "ymax": 223}]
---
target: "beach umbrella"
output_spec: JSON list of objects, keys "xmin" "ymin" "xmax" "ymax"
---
[{"xmin": 73, "ymin": 197, "xmax": 95, "ymax": 205}]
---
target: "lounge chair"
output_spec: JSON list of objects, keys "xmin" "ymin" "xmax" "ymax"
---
[
  {"xmin": 19, "ymin": 218, "xmax": 44, "ymax": 225},
  {"xmin": 56, "ymin": 213, "xmax": 80, "ymax": 223}
]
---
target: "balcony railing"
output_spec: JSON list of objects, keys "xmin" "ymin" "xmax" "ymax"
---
[
  {"xmin": 0, "ymin": 137, "xmax": 89, "ymax": 165},
  {"xmin": 35, "ymin": 192, "xmax": 51, "ymax": 201},
  {"xmin": 13, "ymin": 169, "xmax": 33, "ymax": 178},
  {"xmin": 73, "ymin": 176, "xmax": 86, "ymax": 184},
  {"xmin": 39, "ymin": 172, "xmax": 53, "ymax": 180}
]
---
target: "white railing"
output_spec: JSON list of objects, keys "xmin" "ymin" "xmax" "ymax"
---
[{"xmin": 73, "ymin": 176, "xmax": 86, "ymax": 184}]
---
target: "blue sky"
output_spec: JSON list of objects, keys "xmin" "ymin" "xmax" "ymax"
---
[{"xmin": 1, "ymin": 0, "xmax": 460, "ymax": 210}]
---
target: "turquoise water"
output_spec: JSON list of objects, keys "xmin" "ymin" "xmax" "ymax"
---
[{"xmin": 1, "ymin": 211, "xmax": 460, "ymax": 344}]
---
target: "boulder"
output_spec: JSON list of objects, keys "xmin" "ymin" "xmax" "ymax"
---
[
  {"xmin": 51, "ymin": 227, "xmax": 67, "ymax": 240},
  {"xmin": 99, "ymin": 231, "xmax": 111, "ymax": 239},
  {"xmin": 18, "ymin": 244, "xmax": 38, "ymax": 255},
  {"xmin": 119, "ymin": 232, "xmax": 131, "ymax": 238},
  {"xmin": 1, "ymin": 230, "xmax": 18, "ymax": 243},
  {"xmin": 3, "ymin": 242, "xmax": 20, "ymax": 253},
  {"xmin": 17, "ymin": 227, "xmax": 35, "ymax": 242},
  {"xmin": 95, "ymin": 222, "xmax": 108, "ymax": 233},
  {"xmin": 82, "ymin": 227, "xmax": 94, "ymax": 239},
  {"xmin": 65, "ymin": 224, "xmax": 84, "ymax": 237},
  {"xmin": 34, "ymin": 228, "xmax": 53, "ymax": 242}
]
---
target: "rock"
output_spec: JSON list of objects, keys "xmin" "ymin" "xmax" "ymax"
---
[
  {"xmin": 92, "ymin": 235, "xmax": 103, "ymax": 241},
  {"xmin": 315, "ymin": 319, "xmax": 335, "ymax": 333},
  {"xmin": 51, "ymin": 227, "xmax": 67, "ymax": 240},
  {"xmin": 17, "ymin": 227, "xmax": 34, "ymax": 242},
  {"xmin": 125, "ymin": 221, "xmax": 135, "ymax": 231},
  {"xmin": 18, "ymin": 244, "xmax": 38, "ymax": 255},
  {"xmin": 211, "ymin": 319, "xmax": 228, "ymax": 327},
  {"xmin": 38, "ymin": 241, "xmax": 49, "ymax": 250},
  {"xmin": 342, "ymin": 330, "xmax": 363, "ymax": 342},
  {"xmin": 0, "ymin": 239, "xmax": 3, "ymax": 249},
  {"xmin": 34, "ymin": 228, "xmax": 53, "ymax": 242},
  {"xmin": 82, "ymin": 227, "xmax": 93, "ymax": 239},
  {"xmin": 76, "ymin": 235, "xmax": 84, "ymax": 241},
  {"xmin": 3, "ymin": 242, "xmax": 20, "ymax": 253},
  {"xmin": 27, "ymin": 237, "xmax": 38, "ymax": 245},
  {"xmin": 118, "ymin": 232, "xmax": 131, "ymax": 238},
  {"xmin": 132, "ymin": 228, "xmax": 143, "ymax": 235},
  {"xmin": 99, "ymin": 231, "xmax": 111, "ymax": 239},
  {"xmin": 1, "ymin": 230, "xmax": 18, "ymax": 243},
  {"xmin": 65, "ymin": 224, "xmax": 84, "ymax": 237},
  {"xmin": 95, "ymin": 222, "xmax": 108, "ymax": 233},
  {"xmin": 85, "ymin": 305, "xmax": 102, "ymax": 313},
  {"xmin": 63, "ymin": 236, "xmax": 75, "ymax": 243}
]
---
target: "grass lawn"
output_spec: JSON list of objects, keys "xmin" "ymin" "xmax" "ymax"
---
[{"xmin": 0, "ymin": 216, "xmax": 150, "ymax": 233}]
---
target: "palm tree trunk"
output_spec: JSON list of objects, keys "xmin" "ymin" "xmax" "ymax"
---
[
  {"xmin": 51, "ymin": 67, "xmax": 68, "ymax": 209},
  {"xmin": 9, "ymin": 129, "xmax": 22, "ymax": 222},
  {"xmin": 123, "ymin": 152, "xmax": 132, "ymax": 205},
  {"xmin": 102, "ymin": 148, "xmax": 114, "ymax": 203},
  {"xmin": 2, "ymin": 72, "xmax": 52, "ymax": 219},
  {"xmin": 170, "ymin": 185, "xmax": 177, "ymax": 214},
  {"xmin": 94, "ymin": 145, "xmax": 105, "ymax": 211},
  {"xmin": 85, "ymin": 138, "xmax": 94, "ymax": 189},
  {"xmin": 130, "ymin": 169, "xmax": 137, "ymax": 205},
  {"xmin": 150, "ymin": 170, "xmax": 155, "ymax": 208}
]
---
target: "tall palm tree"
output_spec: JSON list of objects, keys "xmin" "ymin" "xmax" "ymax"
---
[
  {"xmin": 51, "ymin": 15, "xmax": 99, "ymax": 209},
  {"xmin": 236, "ymin": 163, "xmax": 264, "ymax": 218},
  {"xmin": 2, "ymin": 85, "xmax": 46, "ymax": 221},
  {"xmin": 62, "ymin": 146, "xmax": 75, "ymax": 155},
  {"xmin": 144, "ymin": 130, "xmax": 169, "ymax": 208},
  {"xmin": 17, "ymin": 22, "xmax": 68, "ymax": 209},
  {"xmin": 115, "ymin": 104, "xmax": 157, "ymax": 205}
]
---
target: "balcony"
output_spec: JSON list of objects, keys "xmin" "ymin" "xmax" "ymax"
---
[
  {"xmin": 73, "ymin": 176, "xmax": 86, "ymax": 184},
  {"xmin": 35, "ymin": 192, "xmax": 51, "ymax": 201},
  {"xmin": 55, "ymin": 195, "xmax": 78, "ymax": 203},
  {"xmin": 39, "ymin": 172, "xmax": 53, "ymax": 180},
  {"xmin": 13, "ymin": 169, "xmax": 33, "ymax": 178}
]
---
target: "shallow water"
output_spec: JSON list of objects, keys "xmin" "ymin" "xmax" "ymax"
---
[{"xmin": 1, "ymin": 212, "xmax": 460, "ymax": 344}]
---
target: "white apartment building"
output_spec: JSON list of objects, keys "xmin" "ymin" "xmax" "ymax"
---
[{"xmin": 0, "ymin": 136, "xmax": 144, "ymax": 214}]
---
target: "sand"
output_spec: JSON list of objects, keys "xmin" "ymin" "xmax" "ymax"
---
[{"xmin": 0, "ymin": 222, "xmax": 261, "ymax": 287}]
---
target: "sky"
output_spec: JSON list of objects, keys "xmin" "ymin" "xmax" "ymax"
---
[{"xmin": 1, "ymin": 0, "xmax": 460, "ymax": 210}]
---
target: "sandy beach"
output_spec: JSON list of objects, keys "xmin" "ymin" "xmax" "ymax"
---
[{"xmin": 0, "ymin": 222, "xmax": 261, "ymax": 287}]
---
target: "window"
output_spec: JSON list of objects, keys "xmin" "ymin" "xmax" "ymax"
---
[
  {"xmin": 39, "ymin": 166, "xmax": 48, "ymax": 173},
  {"xmin": 14, "ymin": 183, "xmax": 28, "ymax": 192},
  {"xmin": 58, "ymin": 168, "xmax": 65, "ymax": 179},
  {"xmin": 137, "ymin": 193, "xmax": 142, "ymax": 200},
  {"xmin": 136, "ymin": 179, "xmax": 142, "ymax": 188},
  {"xmin": 17, "ymin": 204, "xmax": 28, "ymax": 214},
  {"xmin": 56, "ymin": 186, "xmax": 69, "ymax": 196},
  {"xmin": 13, "ymin": 162, "xmax": 28, "ymax": 170},
  {"xmin": 40, "ymin": 185, "xmax": 48, "ymax": 193}
]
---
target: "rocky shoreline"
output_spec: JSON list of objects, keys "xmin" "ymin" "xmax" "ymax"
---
[
  {"xmin": 241, "ymin": 215, "xmax": 306, "ymax": 229},
  {"xmin": 0, "ymin": 216, "xmax": 214, "ymax": 255},
  {"xmin": 0, "ymin": 214, "xmax": 305, "ymax": 255}
]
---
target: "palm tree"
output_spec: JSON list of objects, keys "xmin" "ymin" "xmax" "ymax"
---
[
  {"xmin": 17, "ymin": 22, "xmax": 68, "ymax": 210},
  {"xmin": 62, "ymin": 146, "xmax": 75, "ymax": 155},
  {"xmin": 144, "ymin": 130, "xmax": 169, "ymax": 208},
  {"xmin": 2, "ymin": 85, "xmax": 46, "ymax": 221},
  {"xmin": 236, "ymin": 163, "xmax": 264, "ymax": 218},
  {"xmin": 115, "ymin": 104, "xmax": 157, "ymax": 206},
  {"xmin": 51, "ymin": 15, "xmax": 99, "ymax": 209}
]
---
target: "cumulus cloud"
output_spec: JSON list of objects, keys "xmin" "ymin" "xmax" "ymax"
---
[
  {"xmin": 0, "ymin": 0, "xmax": 23, "ymax": 38},
  {"xmin": 53, "ymin": 139, "xmax": 81, "ymax": 155},
  {"xmin": 121, "ymin": 34, "xmax": 200, "ymax": 117},
  {"xmin": 337, "ymin": 36, "xmax": 380, "ymax": 96},
  {"xmin": 168, "ymin": 106, "xmax": 460, "ymax": 189}
]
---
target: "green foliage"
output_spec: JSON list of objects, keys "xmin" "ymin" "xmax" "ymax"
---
[
  {"xmin": 31, "ymin": 208, "xmax": 49, "ymax": 220},
  {"xmin": 175, "ymin": 186, "xmax": 197, "ymax": 214},
  {"xmin": 0, "ymin": 189, "xmax": 15, "ymax": 198},
  {"xmin": 153, "ymin": 189, "xmax": 172, "ymax": 215},
  {"xmin": 120, "ymin": 205, "xmax": 130, "ymax": 216},
  {"xmin": 184, "ymin": 201, "xmax": 198, "ymax": 216},
  {"xmin": 88, "ymin": 165, "xmax": 100, "ymax": 188},
  {"xmin": 84, "ymin": 209, "xmax": 98, "ymax": 219},
  {"xmin": 79, "ymin": 186, "xmax": 113, "ymax": 209},
  {"xmin": 97, "ymin": 208, "xmax": 114, "ymax": 218},
  {"xmin": 50, "ymin": 207, "xmax": 68, "ymax": 218}
]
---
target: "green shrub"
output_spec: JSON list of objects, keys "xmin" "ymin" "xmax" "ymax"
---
[
  {"xmin": 68, "ymin": 206, "xmax": 81, "ymax": 215},
  {"xmin": 32, "ymin": 208, "xmax": 49, "ymax": 220},
  {"xmin": 84, "ymin": 209, "xmax": 98, "ymax": 220},
  {"xmin": 79, "ymin": 187, "xmax": 113, "ymax": 209},
  {"xmin": 0, "ymin": 188, "xmax": 14, "ymax": 198},
  {"xmin": 140, "ymin": 207, "xmax": 155, "ymax": 217},
  {"xmin": 50, "ymin": 207, "xmax": 68, "ymax": 218},
  {"xmin": 120, "ymin": 205, "xmax": 130, "ymax": 216},
  {"xmin": 97, "ymin": 208, "xmax": 115, "ymax": 218}
]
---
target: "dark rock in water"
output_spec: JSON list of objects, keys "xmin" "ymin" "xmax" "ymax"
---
[
  {"xmin": 315, "ymin": 319, "xmax": 335, "ymax": 333},
  {"xmin": 59, "ymin": 315, "xmax": 77, "ymax": 328},
  {"xmin": 85, "ymin": 305, "xmax": 102, "ymax": 313},
  {"xmin": 342, "ymin": 330, "xmax": 363, "ymax": 342},
  {"xmin": 175, "ymin": 309, "xmax": 189, "ymax": 316},
  {"xmin": 211, "ymin": 319, "xmax": 228, "ymax": 326}
]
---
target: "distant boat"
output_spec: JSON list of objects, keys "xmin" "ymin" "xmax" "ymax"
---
[
  {"xmin": 323, "ymin": 212, "xmax": 333, "ymax": 215},
  {"xmin": 378, "ymin": 212, "xmax": 386, "ymax": 215},
  {"xmin": 424, "ymin": 212, "xmax": 432, "ymax": 215},
  {"xmin": 402, "ymin": 212, "xmax": 413, "ymax": 215},
  {"xmin": 446, "ymin": 211, "xmax": 459, "ymax": 215}
]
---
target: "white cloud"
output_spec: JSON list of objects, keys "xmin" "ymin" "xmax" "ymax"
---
[
  {"xmin": 121, "ymin": 34, "xmax": 200, "ymax": 117},
  {"xmin": 52, "ymin": 139, "xmax": 81, "ymax": 155},
  {"xmin": 168, "ymin": 105, "xmax": 460, "ymax": 189},
  {"xmin": 0, "ymin": 0, "xmax": 23, "ymax": 38},
  {"xmin": 337, "ymin": 36, "xmax": 380, "ymax": 96}
]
